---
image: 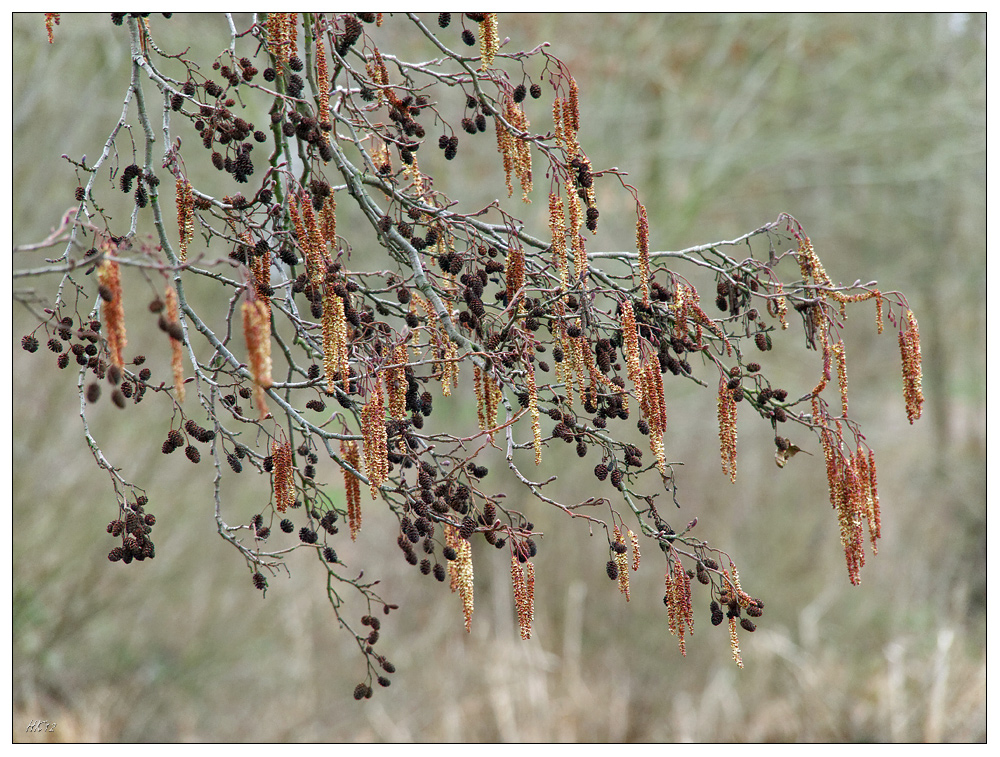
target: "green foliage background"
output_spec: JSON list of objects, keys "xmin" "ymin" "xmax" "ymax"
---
[{"xmin": 13, "ymin": 13, "xmax": 985, "ymax": 742}]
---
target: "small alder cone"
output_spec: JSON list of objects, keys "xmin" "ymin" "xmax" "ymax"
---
[
  {"xmin": 899, "ymin": 309, "xmax": 924, "ymax": 424},
  {"xmin": 97, "ymin": 257, "xmax": 126, "ymax": 369},
  {"xmin": 242, "ymin": 298, "xmax": 272, "ymax": 419},
  {"xmin": 165, "ymin": 286, "xmax": 185, "ymax": 403},
  {"xmin": 272, "ymin": 439, "xmax": 294, "ymax": 513},
  {"xmin": 341, "ymin": 440, "xmax": 363, "ymax": 541}
]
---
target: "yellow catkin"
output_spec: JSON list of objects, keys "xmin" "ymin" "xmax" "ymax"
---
[
  {"xmin": 565, "ymin": 178, "xmax": 587, "ymax": 287},
  {"xmin": 527, "ymin": 361, "xmax": 542, "ymax": 465},
  {"xmin": 614, "ymin": 526, "xmax": 630, "ymax": 602},
  {"xmin": 833, "ymin": 340, "xmax": 849, "ymax": 415},
  {"xmin": 621, "ymin": 300, "xmax": 644, "ymax": 408},
  {"xmin": 549, "ymin": 193, "xmax": 569, "ymax": 290},
  {"xmin": 629, "ymin": 529, "xmax": 641, "ymax": 573},
  {"xmin": 165, "ymin": 286, "xmax": 185, "ymax": 403},
  {"xmin": 323, "ymin": 285, "xmax": 349, "ymax": 393},
  {"xmin": 479, "ymin": 13, "xmax": 499, "ymax": 69},
  {"xmin": 718, "ymin": 377, "xmax": 738, "ymax": 483},
  {"xmin": 361, "ymin": 383, "xmax": 388, "ymax": 499},
  {"xmin": 729, "ymin": 616, "xmax": 744, "ymax": 669},
  {"xmin": 175, "ymin": 176, "xmax": 193, "ymax": 262},
  {"xmin": 385, "ymin": 342, "xmax": 408, "ymax": 421},
  {"xmin": 446, "ymin": 525, "xmax": 475, "ymax": 633},
  {"xmin": 97, "ymin": 258, "xmax": 126, "ymax": 369},
  {"xmin": 341, "ymin": 440, "xmax": 363, "ymax": 540}
]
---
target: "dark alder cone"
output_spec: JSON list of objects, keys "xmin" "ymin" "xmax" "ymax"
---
[
  {"xmin": 606, "ymin": 560, "xmax": 619, "ymax": 580},
  {"xmin": 111, "ymin": 389, "xmax": 127, "ymax": 408},
  {"xmin": 438, "ymin": 12, "xmax": 451, "ymax": 27},
  {"xmin": 280, "ymin": 518, "xmax": 294, "ymax": 533},
  {"xmin": 461, "ymin": 29, "xmax": 476, "ymax": 46},
  {"xmin": 594, "ymin": 463, "xmax": 609, "ymax": 481},
  {"xmin": 530, "ymin": 83, "xmax": 542, "ymax": 99},
  {"xmin": 610, "ymin": 468, "xmax": 623, "ymax": 489},
  {"xmin": 299, "ymin": 527, "xmax": 318, "ymax": 544},
  {"xmin": 711, "ymin": 601, "xmax": 725, "ymax": 626},
  {"xmin": 252, "ymin": 572, "xmax": 267, "ymax": 590},
  {"xmin": 185, "ymin": 445, "xmax": 201, "ymax": 463},
  {"xmin": 513, "ymin": 83, "xmax": 527, "ymax": 103},
  {"xmin": 21, "ymin": 335, "xmax": 39, "ymax": 352},
  {"xmin": 323, "ymin": 546, "xmax": 338, "ymax": 563},
  {"xmin": 740, "ymin": 618, "xmax": 757, "ymax": 633}
]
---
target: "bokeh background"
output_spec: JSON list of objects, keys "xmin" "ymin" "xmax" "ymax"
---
[{"xmin": 13, "ymin": 13, "xmax": 985, "ymax": 742}]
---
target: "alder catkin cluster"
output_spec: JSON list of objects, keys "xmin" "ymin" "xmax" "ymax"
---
[{"xmin": 18, "ymin": 13, "xmax": 926, "ymax": 695}]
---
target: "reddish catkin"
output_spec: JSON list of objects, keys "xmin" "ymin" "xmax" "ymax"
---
[
  {"xmin": 272, "ymin": 439, "xmax": 294, "ymax": 512},
  {"xmin": 97, "ymin": 258, "xmax": 126, "ymax": 369},
  {"xmin": 242, "ymin": 298, "xmax": 272, "ymax": 419},
  {"xmin": 315, "ymin": 34, "xmax": 330, "ymax": 134},
  {"xmin": 165, "ymin": 286, "xmax": 185, "ymax": 403},
  {"xmin": 45, "ymin": 13, "xmax": 60, "ymax": 44},
  {"xmin": 341, "ymin": 440, "xmax": 363, "ymax": 540},
  {"xmin": 636, "ymin": 202, "xmax": 650, "ymax": 308},
  {"xmin": 511, "ymin": 553, "xmax": 534, "ymax": 640}
]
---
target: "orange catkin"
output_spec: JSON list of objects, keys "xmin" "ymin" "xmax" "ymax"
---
[{"xmin": 98, "ymin": 258, "xmax": 126, "ymax": 369}]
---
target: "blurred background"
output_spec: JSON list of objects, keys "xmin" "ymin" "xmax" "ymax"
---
[{"xmin": 13, "ymin": 13, "xmax": 985, "ymax": 742}]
